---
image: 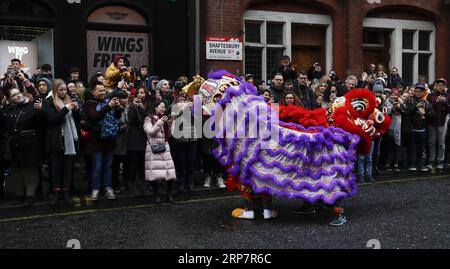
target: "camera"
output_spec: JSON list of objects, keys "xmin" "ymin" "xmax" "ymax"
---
[
  {"xmin": 174, "ymin": 80, "xmax": 187, "ymax": 93},
  {"xmin": 7, "ymin": 68, "xmax": 19, "ymax": 78}
]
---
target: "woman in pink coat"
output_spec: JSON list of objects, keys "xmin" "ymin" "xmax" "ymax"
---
[{"xmin": 144, "ymin": 101, "xmax": 176, "ymax": 203}]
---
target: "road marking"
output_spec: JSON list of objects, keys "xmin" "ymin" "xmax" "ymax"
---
[
  {"xmin": 0, "ymin": 195, "xmax": 241, "ymax": 223},
  {"xmin": 0, "ymin": 175, "xmax": 448, "ymax": 223},
  {"xmin": 359, "ymin": 174, "xmax": 449, "ymax": 186}
]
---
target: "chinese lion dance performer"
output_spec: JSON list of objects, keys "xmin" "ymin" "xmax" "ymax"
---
[
  {"xmin": 329, "ymin": 89, "xmax": 392, "ymax": 155},
  {"xmin": 185, "ymin": 70, "xmax": 389, "ymax": 226}
]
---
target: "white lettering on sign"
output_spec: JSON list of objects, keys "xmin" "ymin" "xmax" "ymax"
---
[
  {"xmin": 67, "ymin": 0, "xmax": 81, "ymax": 4},
  {"xmin": 367, "ymin": 0, "xmax": 381, "ymax": 3},
  {"xmin": 7, "ymin": 46, "xmax": 29, "ymax": 60},
  {"xmin": 206, "ymin": 37, "xmax": 243, "ymax": 61}
]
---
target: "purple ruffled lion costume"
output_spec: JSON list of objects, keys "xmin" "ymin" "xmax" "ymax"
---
[{"xmin": 207, "ymin": 70, "xmax": 360, "ymax": 206}]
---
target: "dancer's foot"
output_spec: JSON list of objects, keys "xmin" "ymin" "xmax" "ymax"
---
[
  {"xmin": 292, "ymin": 204, "xmax": 316, "ymax": 215},
  {"xmin": 231, "ymin": 208, "xmax": 255, "ymax": 220},
  {"xmin": 263, "ymin": 209, "xmax": 278, "ymax": 220},
  {"xmin": 329, "ymin": 207, "xmax": 347, "ymax": 226},
  {"xmin": 329, "ymin": 214, "xmax": 347, "ymax": 226}
]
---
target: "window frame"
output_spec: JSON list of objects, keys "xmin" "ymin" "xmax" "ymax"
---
[
  {"xmin": 244, "ymin": 10, "xmax": 333, "ymax": 83},
  {"xmin": 363, "ymin": 17, "xmax": 435, "ymax": 85}
]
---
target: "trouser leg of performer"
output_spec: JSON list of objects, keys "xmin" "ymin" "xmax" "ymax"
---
[
  {"xmin": 231, "ymin": 194, "xmax": 255, "ymax": 219},
  {"xmin": 292, "ymin": 201, "xmax": 316, "ymax": 215},
  {"xmin": 328, "ymin": 202, "xmax": 347, "ymax": 226},
  {"xmin": 262, "ymin": 194, "xmax": 277, "ymax": 220},
  {"xmin": 244, "ymin": 195, "xmax": 256, "ymax": 211}
]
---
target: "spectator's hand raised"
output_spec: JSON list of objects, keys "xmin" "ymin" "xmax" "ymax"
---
[
  {"xmin": 108, "ymin": 97, "xmax": 120, "ymax": 108},
  {"xmin": 34, "ymin": 99, "xmax": 42, "ymax": 110},
  {"xmin": 118, "ymin": 79, "xmax": 127, "ymax": 90},
  {"xmin": 65, "ymin": 101, "xmax": 77, "ymax": 111},
  {"xmin": 17, "ymin": 71, "xmax": 26, "ymax": 81},
  {"xmin": 133, "ymin": 98, "xmax": 145, "ymax": 109}
]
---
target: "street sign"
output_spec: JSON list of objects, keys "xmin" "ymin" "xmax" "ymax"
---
[{"xmin": 206, "ymin": 37, "xmax": 243, "ymax": 61}]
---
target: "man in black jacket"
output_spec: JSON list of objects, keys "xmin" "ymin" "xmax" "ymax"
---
[
  {"xmin": 293, "ymin": 72, "xmax": 318, "ymax": 110},
  {"xmin": 387, "ymin": 67, "xmax": 404, "ymax": 89},
  {"xmin": 404, "ymin": 83, "xmax": 434, "ymax": 172},
  {"xmin": 269, "ymin": 73, "xmax": 285, "ymax": 103}
]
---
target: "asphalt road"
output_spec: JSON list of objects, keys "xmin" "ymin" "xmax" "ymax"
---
[{"xmin": 0, "ymin": 175, "xmax": 449, "ymax": 249}]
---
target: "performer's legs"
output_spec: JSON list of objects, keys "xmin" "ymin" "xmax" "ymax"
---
[
  {"xmin": 292, "ymin": 201, "xmax": 316, "ymax": 215},
  {"xmin": 328, "ymin": 201, "xmax": 347, "ymax": 227},
  {"xmin": 231, "ymin": 194, "xmax": 256, "ymax": 220},
  {"xmin": 262, "ymin": 194, "xmax": 277, "ymax": 220}
]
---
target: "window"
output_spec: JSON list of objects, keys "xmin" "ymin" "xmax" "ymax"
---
[
  {"xmin": 266, "ymin": 48, "xmax": 284, "ymax": 80},
  {"xmin": 364, "ymin": 18, "xmax": 435, "ymax": 86},
  {"xmin": 244, "ymin": 20, "xmax": 285, "ymax": 82},
  {"xmin": 245, "ymin": 47, "xmax": 263, "ymax": 81},
  {"xmin": 363, "ymin": 30, "xmax": 383, "ymax": 45},
  {"xmin": 418, "ymin": 54, "xmax": 430, "ymax": 82},
  {"xmin": 402, "ymin": 53, "xmax": 414, "ymax": 87},
  {"xmin": 402, "ymin": 30, "xmax": 414, "ymax": 50},
  {"xmin": 244, "ymin": 11, "xmax": 333, "ymax": 84},
  {"xmin": 266, "ymin": 23, "xmax": 283, "ymax": 45},
  {"xmin": 244, "ymin": 21, "xmax": 262, "ymax": 43},
  {"xmin": 0, "ymin": 26, "xmax": 54, "ymax": 78},
  {"xmin": 401, "ymin": 29, "xmax": 433, "ymax": 86},
  {"xmin": 419, "ymin": 31, "xmax": 430, "ymax": 51}
]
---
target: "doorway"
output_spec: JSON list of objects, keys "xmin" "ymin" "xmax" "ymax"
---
[
  {"xmin": 362, "ymin": 28, "xmax": 391, "ymax": 72},
  {"xmin": 291, "ymin": 24, "xmax": 326, "ymax": 73}
]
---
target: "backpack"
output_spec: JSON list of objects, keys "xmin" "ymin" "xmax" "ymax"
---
[{"xmin": 96, "ymin": 100, "xmax": 120, "ymax": 139}]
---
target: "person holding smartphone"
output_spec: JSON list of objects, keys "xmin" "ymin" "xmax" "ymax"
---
[
  {"xmin": 426, "ymin": 78, "xmax": 449, "ymax": 170},
  {"xmin": 43, "ymin": 79, "xmax": 80, "ymax": 206},
  {"xmin": 144, "ymin": 101, "xmax": 176, "ymax": 204},
  {"xmin": 84, "ymin": 82, "xmax": 122, "ymax": 201},
  {"xmin": 384, "ymin": 89, "xmax": 405, "ymax": 172},
  {"xmin": 404, "ymin": 83, "xmax": 434, "ymax": 172},
  {"xmin": 0, "ymin": 84, "xmax": 43, "ymax": 208},
  {"xmin": 126, "ymin": 87, "xmax": 151, "ymax": 193},
  {"xmin": 104, "ymin": 55, "xmax": 135, "ymax": 92}
]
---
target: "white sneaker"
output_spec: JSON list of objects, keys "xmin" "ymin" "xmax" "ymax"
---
[
  {"xmin": 105, "ymin": 188, "xmax": 116, "ymax": 200},
  {"xmin": 239, "ymin": 210, "xmax": 255, "ymax": 220},
  {"xmin": 426, "ymin": 164, "xmax": 433, "ymax": 170},
  {"xmin": 263, "ymin": 209, "xmax": 278, "ymax": 220},
  {"xmin": 91, "ymin": 190, "xmax": 100, "ymax": 201},
  {"xmin": 437, "ymin": 164, "xmax": 444, "ymax": 170},
  {"xmin": 203, "ymin": 177, "xmax": 211, "ymax": 188},
  {"xmin": 216, "ymin": 177, "xmax": 226, "ymax": 189}
]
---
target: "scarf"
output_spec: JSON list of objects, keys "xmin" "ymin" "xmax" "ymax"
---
[{"xmin": 55, "ymin": 97, "xmax": 79, "ymax": 155}]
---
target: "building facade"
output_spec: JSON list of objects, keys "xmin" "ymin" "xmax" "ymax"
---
[
  {"xmin": 202, "ymin": 0, "xmax": 450, "ymax": 86},
  {"xmin": 1, "ymin": 0, "xmax": 449, "ymax": 86},
  {"xmin": 0, "ymin": 0, "xmax": 196, "ymax": 82}
]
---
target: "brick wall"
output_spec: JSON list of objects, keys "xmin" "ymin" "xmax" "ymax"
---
[{"xmin": 202, "ymin": 0, "xmax": 450, "ymax": 82}]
